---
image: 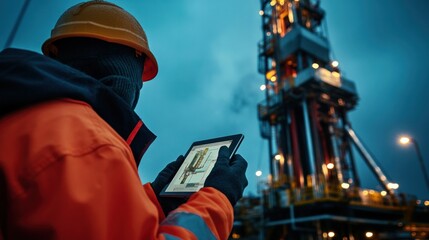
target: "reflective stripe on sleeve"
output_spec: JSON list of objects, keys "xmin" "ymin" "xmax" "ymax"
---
[{"xmin": 161, "ymin": 212, "xmax": 217, "ymax": 240}]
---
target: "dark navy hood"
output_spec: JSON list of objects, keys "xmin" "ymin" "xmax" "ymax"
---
[{"xmin": 0, "ymin": 48, "xmax": 155, "ymax": 166}]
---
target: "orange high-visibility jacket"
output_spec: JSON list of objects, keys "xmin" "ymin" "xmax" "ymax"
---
[{"xmin": 0, "ymin": 49, "xmax": 233, "ymax": 240}]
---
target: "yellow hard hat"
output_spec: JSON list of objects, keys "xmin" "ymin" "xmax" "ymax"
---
[{"xmin": 42, "ymin": 0, "xmax": 158, "ymax": 81}]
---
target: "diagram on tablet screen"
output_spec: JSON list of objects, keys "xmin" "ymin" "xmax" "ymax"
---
[
  {"xmin": 165, "ymin": 140, "xmax": 232, "ymax": 193},
  {"xmin": 180, "ymin": 147, "xmax": 216, "ymax": 187}
]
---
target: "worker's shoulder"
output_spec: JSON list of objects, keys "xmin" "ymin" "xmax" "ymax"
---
[
  {"xmin": 0, "ymin": 99, "xmax": 133, "ymax": 199},
  {"xmin": 0, "ymin": 98, "xmax": 126, "ymax": 154}
]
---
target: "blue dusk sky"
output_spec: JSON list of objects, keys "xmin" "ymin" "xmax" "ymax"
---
[{"xmin": 1, "ymin": 0, "xmax": 428, "ymax": 199}]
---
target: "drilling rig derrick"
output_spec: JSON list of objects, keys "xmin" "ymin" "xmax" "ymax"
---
[
  {"xmin": 231, "ymin": 1, "xmax": 429, "ymax": 239},
  {"xmin": 258, "ymin": 0, "xmax": 364, "ymax": 206}
]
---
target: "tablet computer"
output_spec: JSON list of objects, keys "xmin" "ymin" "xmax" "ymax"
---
[{"xmin": 160, "ymin": 134, "xmax": 244, "ymax": 197}]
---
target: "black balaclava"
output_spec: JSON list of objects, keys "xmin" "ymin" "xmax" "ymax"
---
[{"xmin": 54, "ymin": 37, "xmax": 145, "ymax": 109}]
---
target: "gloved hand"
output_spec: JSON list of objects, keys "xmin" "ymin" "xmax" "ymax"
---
[
  {"xmin": 151, "ymin": 156, "xmax": 187, "ymax": 215},
  {"xmin": 204, "ymin": 146, "xmax": 248, "ymax": 206}
]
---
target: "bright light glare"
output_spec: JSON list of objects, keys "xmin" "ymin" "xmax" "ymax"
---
[
  {"xmin": 260, "ymin": 84, "xmax": 266, "ymax": 91},
  {"xmin": 327, "ymin": 163, "xmax": 334, "ymax": 169},
  {"xmin": 387, "ymin": 183, "xmax": 399, "ymax": 190},
  {"xmin": 255, "ymin": 170, "xmax": 262, "ymax": 177},
  {"xmin": 331, "ymin": 60, "xmax": 339, "ymax": 68},
  {"xmin": 274, "ymin": 154, "xmax": 281, "ymax": 160},
  {"xmin": 398, "ymin": 136, "xmax": 411, "ymax": 145},
  {"xmin": 365, "ymin": 232, "xmax": 374, "ymax": 238},
  {"xmin": 341, "ymin": 183, "xmax": 350, "ymax": 189},
  {"xmin": 259, "ymin": 10, "xmax": 264, "ymax": 16},
  {"xmin": 380, "ymin": 191, "xmax": 387, "ymax": 196},
  {"xmin": 424, "ymin": 200, "xmax": 429, "ymax": 206},
  {"xmin": 312, "ymin": 63, "xmax": 319, "ymax": 69},
  {"xmin": 328, "ymin": 231, "xmax": 335, "ymax": 237}
]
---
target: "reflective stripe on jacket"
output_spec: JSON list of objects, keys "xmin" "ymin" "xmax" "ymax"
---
[{"xmin": 0, "ymin": 99, "xmax": 233, "ymax": 239}]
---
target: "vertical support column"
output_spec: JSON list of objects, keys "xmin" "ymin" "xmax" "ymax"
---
[
  {"xmin": 341, "ymin": 112, "xmax": 361, "ymax": 188},
  {"xmin": 275, "ymin": 124, "xmax": 285, "ymax": 185},
  {"xmin": 284, "ymin": 113, "xmax": 295, "ymax": 187},
  {"xmin": 290, "ymin": 109, "xmax": 304, "ymax": 189},
  {"xmin": 290, "ymin": 0, "xmax": 299, "ymax": 27},
  {"xmin": 302, "ymin": 99, "xmax": 317, "ymax": 196},
  {"xmin": 308, "ymin": 99, "xmax": 325, "ymax": 191},
  {"xmin": 268, "ymin": 128, "xmax": 275, "ymax": 181},
  {"xmin": 329, "ymin": 124, "xmax": 344, "ymax": 185},
  {"xmin": 329, "ymin": 107, "xmax": 345, "ymax": 190},
  {"xmin": 262, "ymin": 1, "xmax": 274, "ymax": 181}
]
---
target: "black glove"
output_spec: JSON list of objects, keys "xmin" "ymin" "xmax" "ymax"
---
[
  {"xmin": 204, "ymin": 146, "xmax": 248, "ymax": 206},
  {"xmin": 151, "ymin": 156, "xmax": 187, "ymax": 215}
]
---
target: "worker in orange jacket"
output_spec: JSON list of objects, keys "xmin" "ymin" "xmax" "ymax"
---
[{"xmin": 0, "ymin": 1, "xmax": 248, "ymax": 239}]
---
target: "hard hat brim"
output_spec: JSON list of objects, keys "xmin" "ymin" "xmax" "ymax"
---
[{"xmin": 42, "ymin": 21, "xmax": 158, "ymax": 81}]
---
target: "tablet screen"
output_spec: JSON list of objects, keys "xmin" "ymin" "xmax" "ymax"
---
[{"xmin": 164, "ymin": 140, "xmax": 233, "ymax": 193}]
